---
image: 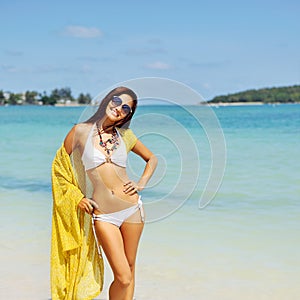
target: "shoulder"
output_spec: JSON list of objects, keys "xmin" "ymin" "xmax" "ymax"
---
[
  {"xmin": 118, "ymin": 127, "xmax": 137, "ymax": 141},
  {"xmin": 74, "ymin": 122, "xmax": 93, "ymax": 135},
  {"xmin": 118, "ymin": 127, "xmax": 138, "ymax": 152},
  {"xmin": 66, "ymin": 123, "xmax": 93, "ymax": 141},
  {"xmin": 118, "ymin": 127, "xmax": 135, "ymax": 136},
  {"xmin": 64, "ymin": 123, "xmax": 93, "ymax": 154}
]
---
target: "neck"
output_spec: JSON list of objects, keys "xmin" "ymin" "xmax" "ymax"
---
[{"xmin": 97, "ymin": 120, "xmax": 115, "ymax": 133}]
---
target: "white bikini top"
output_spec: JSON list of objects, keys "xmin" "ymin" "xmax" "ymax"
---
[{"xmin": 82, "ymin": 124, "xmax": 127, "ymax": 171}]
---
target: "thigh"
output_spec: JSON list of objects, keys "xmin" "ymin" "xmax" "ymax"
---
[
  {"xmin": 94, "ymin": 221, "xmax": 130, "ymax": 277},
  {"xmin": 120, "ymin": 220, "xmax": 144, "ymax": 267}
]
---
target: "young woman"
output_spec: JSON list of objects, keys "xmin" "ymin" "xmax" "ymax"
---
[{"xmin": 51, "ymin": 86, "xmax": 157, "ymax": 300}]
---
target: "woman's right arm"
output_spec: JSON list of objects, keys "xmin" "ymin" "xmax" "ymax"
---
[
  {"xmin": 64, "ymin": 125, "xmax": 77, "ymax": 155},
  {"xmin": 63, "ymin": 124, "xmax": 99, "ymax": 214}
]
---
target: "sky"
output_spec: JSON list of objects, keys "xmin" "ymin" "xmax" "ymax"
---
[{"xmin": 0, "ymin": 0, "xmax": 299, "ymax": 102}]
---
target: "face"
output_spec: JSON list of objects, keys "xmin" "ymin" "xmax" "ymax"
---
[{"xmin": 105, "ymin": 93, "xmax": 133, "ymax": 123}]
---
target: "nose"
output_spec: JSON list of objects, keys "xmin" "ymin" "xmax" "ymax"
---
[
  {"xmin": 114, "ymin": 104, "xmax": 121, "ymax": 111},
  {"xmin": 113, "ymin": 105, "xmax": 122, "ymax": 116}
]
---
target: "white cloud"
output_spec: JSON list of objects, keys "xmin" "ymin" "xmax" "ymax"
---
[
  {"xmin": 125, "ymin": 47, "xmax": 166, "ymax": 56},
  {"xmin": 35, "ymin": 65, "xmax": 73, "ymax": 73},
  {"xmin": 202, "ymin": 82, "xmax": 211, "ymax": 89},
  {"xmin": 4, "ymin": 50, "xmax": 23, "ymax": 56},
  {"xmin": 63, "ymin": 25, "xmax": 102, "ymax": 38},
  {"xmin": 1, "ymin": 64, "xmax": 18, "ymax": 73},
  {"xmin": 145, "ymin": 61, "xmax": 171, "ymax": 70},
  {"xmin": 81, "ymin": 64, "xmax": 93, "ymax": 73},
  {"xmin": 188, "ymin": 60, "xmax": 230, "ymax": 69}
]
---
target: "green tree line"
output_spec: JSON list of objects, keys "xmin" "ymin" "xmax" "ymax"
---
[
  {"xmin": 209, "ymin": 85, "xmax": 300, "ymax": 103},
  {"xmin": 0, "ymin": 87, "xmax": 92, "ymax": 106}
]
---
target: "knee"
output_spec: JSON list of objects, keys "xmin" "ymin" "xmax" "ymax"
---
[{"xmin": 116, "ymin": 271, "xmax": 132, "ymax": 288}]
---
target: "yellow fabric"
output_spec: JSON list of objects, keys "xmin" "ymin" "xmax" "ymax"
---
[
  {"xmin": 119, "ymin": 127, "xmax": 138, "ymax": 152},
  {"xmin": 51, "ymin": 145, "xmax": 104, "ymax": 300}
]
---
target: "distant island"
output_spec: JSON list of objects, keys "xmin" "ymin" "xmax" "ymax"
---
[
  {"xmin": 0, "ymin": 87, "xmax": 91, "ymax": 106},
  {"xmin": 1, "ymin": 84, "xmax": 300, "ymax": 106},
  {"xmin": 207, "ymin": 85, "xmax": 300, "ymax": 105}
]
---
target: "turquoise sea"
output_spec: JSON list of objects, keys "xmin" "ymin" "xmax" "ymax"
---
[{"xmin": 0, "ymin": 104, "xmax": 299, "ymax": 299}]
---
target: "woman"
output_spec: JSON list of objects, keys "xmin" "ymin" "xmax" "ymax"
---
[{"xmin": 51, "ymin": 86, "xmax": 157, "ymax": 300}]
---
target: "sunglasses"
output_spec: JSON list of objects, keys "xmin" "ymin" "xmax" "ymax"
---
[{"xmin": 111, "ymin": 96, "xmax": 132, "ymax": 115}]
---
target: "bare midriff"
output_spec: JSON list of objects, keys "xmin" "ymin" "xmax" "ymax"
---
[{"xmin": 87, "ymin": 162, "xmax": 139, "ymax": 215}]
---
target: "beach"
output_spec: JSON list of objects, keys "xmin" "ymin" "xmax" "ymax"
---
[{"xmin": 0, "ymin": 104, "xmax": 299, "ymax": 299}]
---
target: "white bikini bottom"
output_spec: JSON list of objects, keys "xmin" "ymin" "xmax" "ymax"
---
[
  {"xmin": 92, "ymin": 197, "xmax": 144, "ymax": 227},
  {"xmin": 91, "ymin": 196, "xmax": 144, "ymax": 254}
]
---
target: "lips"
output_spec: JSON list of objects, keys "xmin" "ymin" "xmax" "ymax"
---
[{"xmin": 111, "ymin": 108, "xmax": 119, "ymax": 117}]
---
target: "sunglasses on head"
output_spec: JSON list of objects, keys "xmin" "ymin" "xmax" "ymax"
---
[{"xmin": 111, "ymin": 96, "xmax": 132, "ymax": 115}]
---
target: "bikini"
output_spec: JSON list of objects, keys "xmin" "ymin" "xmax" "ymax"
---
[
  {"xmin": 81, "ymin": 124, "xmax": 145, "ymax": 228},
  {"xmin": 82, "ymin": 124, "xmax": 127, "ymax": 170}
]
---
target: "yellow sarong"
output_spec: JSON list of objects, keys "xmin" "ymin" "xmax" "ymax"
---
[{"xmin": 51, "ymin": 145, "xmax": 104, "ymax": 300}]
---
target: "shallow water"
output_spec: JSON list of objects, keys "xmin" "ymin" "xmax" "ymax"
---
[{"xmin": 0, "ymin": 104, "xmax": 299, "ymax": 299}]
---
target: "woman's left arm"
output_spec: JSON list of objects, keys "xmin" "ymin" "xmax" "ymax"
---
[{"xmin": 123, "ymin": 140, "xmax": 158, "ymax": 194}]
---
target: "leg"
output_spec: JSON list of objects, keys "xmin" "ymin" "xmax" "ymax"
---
[
  {"xmin": 120, "ymin": 216, "xmax": 144, "ymax": 300},
  {"xmin": 93, "ymin": 220, "xmax": 131, "ymax": 300}
]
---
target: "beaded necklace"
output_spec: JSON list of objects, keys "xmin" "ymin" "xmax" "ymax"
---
[{"xmin": 96, "ymin": 124, "xmax": 119, "ymax": 155}]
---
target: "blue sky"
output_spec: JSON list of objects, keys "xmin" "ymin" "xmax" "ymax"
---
[{"xmin": 0, "ymin": 0, "xmax": 299, "ymax": 102}]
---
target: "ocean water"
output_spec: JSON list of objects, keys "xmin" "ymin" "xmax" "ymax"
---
[{"xmin": 0, "ymin": 104, "xmax": 299, "ymax": 299}]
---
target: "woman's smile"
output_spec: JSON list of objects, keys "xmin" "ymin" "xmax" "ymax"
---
[{"xmin": 110, "ymin": 107, "xmax": 120, "ymax": 117}]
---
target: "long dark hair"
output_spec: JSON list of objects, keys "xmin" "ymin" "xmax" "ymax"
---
[{"xmin": 84, "ymin": 86, "xmax": 138, "ymax": 129}]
